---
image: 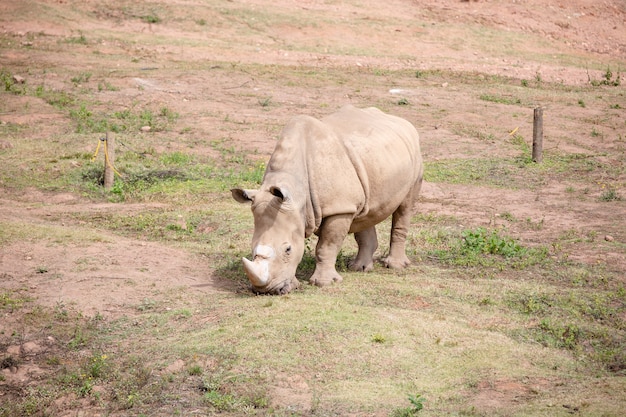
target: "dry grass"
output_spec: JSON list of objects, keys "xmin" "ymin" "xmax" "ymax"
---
[{"xmin": 1, "ymin": 1, "xmax": 625, "ymax": 416}]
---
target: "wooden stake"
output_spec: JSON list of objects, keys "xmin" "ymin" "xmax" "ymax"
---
[
  {"xmin": 532, "ymin": 107, "xmax": 543, "ymax": 163},
  {"xmin": 103, "ymin": 132, "xmax": 115, "ymax": 190}
]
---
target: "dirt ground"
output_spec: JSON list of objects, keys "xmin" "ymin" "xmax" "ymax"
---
[
  {"xmin": 1, "ymin": 0, "xmax": 625, "ymax": 415},
  {"xmin": 1, "ymin": 0, "xmax": 623, "ymax": 310}
]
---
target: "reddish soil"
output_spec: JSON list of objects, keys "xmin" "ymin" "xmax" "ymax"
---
[{"xmin": 1, "ymin": 0, "xmax": 625, "ymax": 414}]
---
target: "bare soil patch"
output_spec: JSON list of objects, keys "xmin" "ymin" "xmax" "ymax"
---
[{"xmin": 1, "ymin": 0, "xmax": 625, "ymax": 415}]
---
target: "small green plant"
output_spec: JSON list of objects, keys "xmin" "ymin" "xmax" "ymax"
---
[
  {"xmin": 68, "ymin": 326, "xmax": 88, "ymax": 349},
  {"xmin": 0, "ymin": 291, "xmax": 30, "ymax": 311},
  {"xmin": 372, "ymin": 334, "xmax": 386, "ymax": 343},
  {"xmin": 188, "ymin": 365, "xmax": 203, "ymax": 376},
  {"xmin": 86, "ymin": 353, "xmax": 108, "ymax": 379},
  {"xmin": 69, "ymin": 104, "xmax": 112, "ymax": 133},
  {"xmin": 537, "ymin": 320, "xmax": 581, "ymax": 351},
  {"xmin": 578, "ymin": 99, "xmax": 586, "ymax": 108},
  {"xmin": 431, "ymin": 227, "xmax": 548, "ymax": 269},
  {"xmin": 65, "ymin": 32, "xmax": 88, "ymax": 44},
  {"xmin": 392, "ymin": 394, "xmax": 425, "ymax": 416},
  {"xmin": 499, "ymin": 211, "xmax": 516, "ymax": 222},
  {"xmin": 204, "ymin": 390, "xmax": 237, "ymax": 411},
  {"xmin": 461, "ymin": 227, "xmax": 524, "ymax": 257},
  {"xmin": 159, "ymin": 106, "xmax": 179, "ymax": 122},
  {"xmin": 0, "ymin": 69, "xmax": 26, "ymax": 95},
  {"xmin": 599, "ymin": 187, "xmax": 621, "ymax": 202},
  {"xmin": 136, "ymin": 298, "xmax": 157, "ymax": 311},
  {"xmin": 397, "ymin": 98, "xmax": 410, "ymax": 106},
  {"xmin": 509, "ymin": 292, "xmax": 552, "ymax": 315},
  {"xmin": 408, "ymin": 394, "xmax": 425, "ymax": 412},
  {"xmin": 142, "ymin": 14, "xmax": 161, "ymax": 24},
  {"xmin": 589, "ymin": 66, "xmax": 621, "ymax": 86},
  {"xmin": 98, "ymin": 81, "xmax": 119, "ymax": 91},
  {"xmin": 258, "ymin": 97, "xmax": 272, "ymax": 107},
  {"xmin": 71, "ymin": 72, "xmax": 92, "ymax": 85}
]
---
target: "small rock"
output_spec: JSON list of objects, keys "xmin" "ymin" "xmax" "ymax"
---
[
  {"xmin": 140, "ymin": 125, "xmax": 151, "ymax": 132},
  {"xmin": 7, "ymin": 345, "xmax": 20, "ymax": 355},
  {"xmin": 0, "ymin": 140, "xmax": 13, "ymax": 149},
  {"xmin": 605, "ymin": 235, "xmax": 614, "ymax": 242},
  {"xmin": 22, "ymin": 341, "xmax": 42, "ymax": 354},
  {"xmin": 12, "ymin": 75, "xmax": 25, "ymax": 84}
]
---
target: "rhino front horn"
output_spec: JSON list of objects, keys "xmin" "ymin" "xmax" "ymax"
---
[{"xmin": 242, "ymin": 257, "xmax": 269, "ymax": 287}]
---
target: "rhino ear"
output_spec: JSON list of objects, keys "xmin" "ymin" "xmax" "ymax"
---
[
  {"xmin": 231, "ymin": 188, "xmax": 257, "ymax": 204},
  {"xmin": 269, "ymin": 186, "xmax": 289, "ymax": 202}
]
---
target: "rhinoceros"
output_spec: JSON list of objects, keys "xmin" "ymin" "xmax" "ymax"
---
[{"xmin": 231, "ymin": 105, "xmax": 423, "ymax": 294}]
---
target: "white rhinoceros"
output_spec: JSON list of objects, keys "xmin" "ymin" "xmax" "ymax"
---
[{"xmin": 232, "ymin": 105, "xmax": 423, "ymax": 294}]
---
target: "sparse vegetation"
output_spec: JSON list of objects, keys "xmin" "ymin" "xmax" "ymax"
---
[
  {"xmin": 479, "ymin": 93, "xmax": 521, "ymax": 105},
  {"xmin": 1, "ymin": 1, "xmax": 625, "ymax": 416},
  {"xmin": 430, "ymin": 226, "xmax": 548, "ymax": 269},
  {"xmin": 599, "ymin": 187, "xmax": 621, "ymax": 202},
  {"xmin": 392, "ymin": 394, "xmax": 425, "ymax": 416},
  {"xmin": 397, "ymin": 97, "xmax": 410, "ymax": 105},
  {"xmin": 589, "ymin": 66, "xmax": 621, "ymax": 86},
  {"xmin": 141, "ymin": 14, "xmax": 161, "ymax": 24}
]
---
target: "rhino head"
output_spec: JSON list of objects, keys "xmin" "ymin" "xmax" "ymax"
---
[{"xmin": 231, "ymin": 186, "xmax": 305, "ymax": 295}]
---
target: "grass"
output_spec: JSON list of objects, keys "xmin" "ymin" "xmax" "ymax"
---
[
  {"xmin": 424, "ymin": 151, "xmax": 623, "ymax": 191},
  {"xmin": 1, "ymin": 1, "xmax": 625, "ymax": 416},
  {"xmin": 429, "ymin": 226, "xmax": 549, "ymax": 269}
]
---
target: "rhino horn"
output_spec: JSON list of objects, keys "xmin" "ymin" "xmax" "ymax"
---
[{"xmin": 242, "ymin": 257, "xmax": 269, "ymax": 287}]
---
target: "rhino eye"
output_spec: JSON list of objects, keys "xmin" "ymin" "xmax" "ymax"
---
[{"xmin": 285, "ymin": 245, "xmax": 292, "ymax": 255}]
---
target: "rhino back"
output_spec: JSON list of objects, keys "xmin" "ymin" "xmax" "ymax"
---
[
  {"xmin": 320, "ymin": 106, "xmax": 422, "ymax": 229},
  {"xmin": 263, "ymin": 107, "xmax": 421, "ymax": 235}
]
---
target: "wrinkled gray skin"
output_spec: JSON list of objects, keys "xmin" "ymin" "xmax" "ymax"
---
[{"xmin": 232, "ymin": 105, "xmax": 423, "ymax": 294}]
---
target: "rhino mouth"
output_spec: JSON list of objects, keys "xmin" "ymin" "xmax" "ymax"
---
[{"xmin": 251, "ymin": 277, "xmax": 299, "ymax": 295}]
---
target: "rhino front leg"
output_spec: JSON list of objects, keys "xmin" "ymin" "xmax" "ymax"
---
[
  {"xmin": 349, "ymin": 227, "xmax": 378, "ymax": 272},
  {"xmin": 383, "ymin": 183, "xmax": 421, "ymax": 269},
  {"xmin": 310, "ymin": 214, "xmax": 353, "ymax": 287}
]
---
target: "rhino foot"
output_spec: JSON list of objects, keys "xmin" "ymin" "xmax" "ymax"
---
[
  {"xmin": 348, "ymin": 259, "xmax": 374, "ymax": 272},
  {"xmin": 382, "ymin": 255, "xmax": 411, "ymax": 269},
  {"xmin": 310, "ymin": 269, "xmax": 343, "ymax": 287}
]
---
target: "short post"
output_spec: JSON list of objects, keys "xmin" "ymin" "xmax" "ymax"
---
[
  {"xmin": 532, "ymin": 107, "xmax": 543, "ymax": 163},
  {"xmin": 103, "ymin": 132, "xmax": 115, "ymax": 190}
]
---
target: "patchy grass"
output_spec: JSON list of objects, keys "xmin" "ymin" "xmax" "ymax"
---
[
  {"xmin": 1, "ymin": 0, "xmax": 625, "ymax": 416},
  {"xmin": 425, "ymin": 151, "xmax": 623, "ymax": 190}
]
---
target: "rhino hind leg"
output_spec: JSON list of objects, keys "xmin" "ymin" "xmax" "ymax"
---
[
  {"xmin": 349, "ymin": 227, "xmax": 378, "ymax": 272},
  {"xmin": 309, "ymin": 214, "xmax": 352, "ymax": 287},
  {"xmin": 382, "ymin": 181, "xmax": 421, "ymax": 269}
]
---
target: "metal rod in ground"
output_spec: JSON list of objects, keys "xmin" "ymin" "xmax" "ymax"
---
[
  {"xmin": 532, "ymin": 107, "xmax": 543, "ymax": 163},
  {"xmin": 103, "ymin": 132, "xmax": 115, "ymax": 190}
]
